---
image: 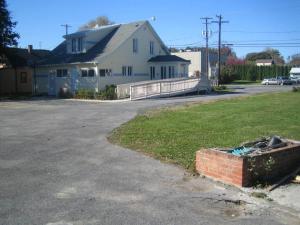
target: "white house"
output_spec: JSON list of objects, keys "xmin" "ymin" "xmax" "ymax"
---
[
  {"xmin": 172, "ymin": 50, "xmax": 220, "ymax": 78},
  {"xmin": 256, "ymin": 59, "xmax": 274, "ymax": 66},
  {"xmin": 35, "ymin": 20, "xmax": 190, "ymax": 96}
]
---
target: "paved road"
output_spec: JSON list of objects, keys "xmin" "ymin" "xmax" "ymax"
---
[{"xmin": 0, "ymin": 85, "xmax": 299, "ymax": 225}]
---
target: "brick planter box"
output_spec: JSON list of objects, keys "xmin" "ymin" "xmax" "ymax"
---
[{"xmin": 195, "ymin": 144, "xmax": 300, "ymax": 187}]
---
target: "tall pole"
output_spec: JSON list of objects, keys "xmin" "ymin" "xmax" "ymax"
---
[
  {"xmin": 212, "ymin": 15, "xmax": 228, "ymax": 85},
  {"xmin": 201, "ymin": 17, "xmax": 212, "ymax": 78},
  {"xmin": 61, "ymin": 24, "xmax": 72, "ymax": 36}
]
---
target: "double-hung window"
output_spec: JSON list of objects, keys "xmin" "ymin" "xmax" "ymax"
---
[
  {"xmin": 150, "ymin": 41, "xmax": 154, "ymax": 55},
  {"xmin": 57, "ymin": 69, "xmax": 68, "ymax": 77},
  {"xmin": 71, "ymin": 39, "xmax": 76, "ymax": 52},
  {"xmin": 133, "ymin": 38, "xmax": 138, "ymax": 53},
  {"xmin": 122, "ymin": 66, "xmax": 133, "ymax": 76},
  {"xmin": 77, "ymin": 37, "xmax": 83, "ymax": 52}
]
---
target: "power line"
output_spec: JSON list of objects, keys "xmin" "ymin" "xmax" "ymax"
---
[
  {"xmin": 223, "ymin": 30, "xmax": 300, "ymax": 34},
  {"xmin": 61, "ymin": 24, "xmax": 72, "ymax": 35},
  {"xmin": 212, "ymin": 15, "xmax": 229, "ymax": 86}
]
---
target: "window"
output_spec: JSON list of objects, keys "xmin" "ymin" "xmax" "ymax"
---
[
  {"xmin": 88, "ymin": 69, "xmax": 95, "ymax": 77},
  {"xmin": 122, "ymin": 66, "xmax": 127, "ymax": 76},
  {"xmin": 56, "ymin": 69, "xmax": 68, "ymax": 77},
  {"xmin": 99, "ymin": 69, "xmax": 106, "ymax": 77},
  {"xmin": 81, "ymin": 69, "xmax": 88, "ymax": 77},
  {"xmin": 161, "ymin": 66, "xmax": 167, "ymax": 79},
  {"xmin": 127, "ymin": 66, "xmax": 132, "ymax": 76},
  {"xmin": 150, "ymin": 66, "xmax": 155, "ymax": 80},
  {"xmin": 71, "ymin": 39, "xmax": 76, "ymax": 52},
  {"xmin": 150, "ymin": 41, "xmax": 154, "ymax": 55},
  {"xmin": 77, "ymin": 37, "xmax": 83, "ymax": 52},
  {"xmin": 20, "ymin": 72, "xmax": 27, "ymax": 83},
  {"xmin": 122, "ymin": 66, "xmax": 132, "ymax": 76},
  {"xmin": 133, "ymin": 38, "xmax": 138, "ymax": 53},
  {"xmin": 168, "ymin": 66, "xmax": 175, "ymax": 78},
  {"xmin": 99, "ymin": 69, "xmax": 112, "ymax": 77}
]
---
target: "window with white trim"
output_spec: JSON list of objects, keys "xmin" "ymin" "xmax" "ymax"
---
[
  {"xmin": 81, "ymin": 69, "xmax": 88, "ymax": 77},
  {"xmin": 133, "ymin": 38, "xmax": 138, "ymax": 53},
  {"xmin": 71, "ymin": 39, "xmax": 76, "ymax": 52},
  {"xmin": 150, "ymin": 66, "xmax": 155, "ymax": 80},
  {"xmin": 122, "ymin": 66, "xmax": 127, "ymax": 76},
  {"xmin": 168, "ymin": 66, "xmax": 175, "ymax": 78},
  {"xmin": 150, "ymin": 41, "xmax": 154, "ymax": 55},
  {"xmin": 77, "ymin": 37, "xmax": 83, "ymax": 52},
  {"xmin": 127, "ymin": 66, "xmax": 132, "ymax": 76},
  {"xmin": 56, "ymin": 69, "xmax": 68, "ymax": 77},
  {"xmin": 88, "ymin": 69, "xmax": 95, "ymax": 77},
  {"xmin": 122, "ymin": 66, "xmax": 132, "ymax": 76},
  {"xmin": 99, "ymin": 69, "xmax": 112, "ymax": 77}
]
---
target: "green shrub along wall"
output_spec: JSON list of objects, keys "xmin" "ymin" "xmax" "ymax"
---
[{"xmin": 220, "ymin": 65, "xmax": 292, "ymax": 84}]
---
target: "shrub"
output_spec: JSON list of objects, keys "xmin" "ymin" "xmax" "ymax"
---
[
  {"xmin": 220, "ymin": 66, "xmax": 236, "ymax": 84},
  {"xmin": 75, "ymin": 89, "xmax": 95, "ymax": 99},
  {"xmin": 75, "ymin": 85, "xmax": 117, "ymax": 100}
]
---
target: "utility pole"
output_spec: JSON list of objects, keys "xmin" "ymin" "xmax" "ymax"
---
[
  {"xmin": 61, "ymin": 24, "xmax": 72, "ymax": 36},
  {"xmin": 201, "ymin": 17, "xmax": 212, "ymax": 78},
  {"xmin": 212, "ymin": 15, "xmax": 229, "ymax": 85}
]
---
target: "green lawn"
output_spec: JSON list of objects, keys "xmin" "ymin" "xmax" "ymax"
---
[{"xmin": 109, "ymin": 92, "xmax": 300, "ymax": 171}]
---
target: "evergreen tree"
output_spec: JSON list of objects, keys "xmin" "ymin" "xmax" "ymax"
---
[{"xmin": 0, "ymin": 0, "xmax": 19, "ymax": 51}]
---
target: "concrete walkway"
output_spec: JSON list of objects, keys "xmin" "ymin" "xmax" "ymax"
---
[{"xmin": 0, "ymin": 85, "xmax": 299, "ymax": 225}]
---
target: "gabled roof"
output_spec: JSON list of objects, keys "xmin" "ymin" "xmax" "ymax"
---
[
  {"xmin": 39, "ymin": 20, "xmax": 166, "ymax": 66},
  {"xmin": 1, "ymin": 47, "xmax": 51, "ymax": 67},
  {"xmin": 148, "ymin": 55, "xmax": 190, "ymax": 63}
]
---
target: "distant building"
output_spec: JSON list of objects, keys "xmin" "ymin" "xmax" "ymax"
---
[
  {"xmin": 0, "ymin": 46, "xmax": 50, "ymax": 95},
  {"xmin": 172, "ymin": 50, "xmax": 225, "ymax": 78},
  {"xmin": 290, "ymin": 67, "xmax": 300, "ymax": 79},
  {"xmin": 256, "ymin": 59, "xmax": 274, "ymax": 66}
]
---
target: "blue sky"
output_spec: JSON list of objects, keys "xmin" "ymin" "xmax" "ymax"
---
[{"xmin": 7, "ymin": 0, "xmax": 300, "ymax": 60}]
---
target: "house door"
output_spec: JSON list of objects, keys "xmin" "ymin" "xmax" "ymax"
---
[
  {"xmin": 48, "ymin": 75, "xmax": 56, "ymax": 96},
  {"xmin": 160, "ymin": 66, "xmax": 166, "ymax": 79}
]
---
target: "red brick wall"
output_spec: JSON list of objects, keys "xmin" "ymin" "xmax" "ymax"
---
[{"xmin": 196, "ymin": 144, "xmax": 300, "ymax": 187}]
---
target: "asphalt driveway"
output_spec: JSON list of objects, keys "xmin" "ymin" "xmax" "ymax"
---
[{"xmin": 0, "ymin": 85, "xmax": 299, "ymax": 225}]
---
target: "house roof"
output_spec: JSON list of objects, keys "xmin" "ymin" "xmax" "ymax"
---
[
  {"xmin": 148, "ymin": 55, "xmax": 190, "ymax": 63},
  {"xmin": 1, "ymin": 47, "xmax": 51, "ymax": 67},
  {"xmin": 39, "ymin": 20, "xmax": 166, "ymax": 66},
  {"xmin": 256, "ymin": 59, "xmax": 274, "ymax": 64}
]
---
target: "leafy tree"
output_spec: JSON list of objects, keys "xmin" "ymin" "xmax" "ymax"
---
[
  {"xmin": 288, "ymin": 53, "xmax": 300, "ymax": 66},
  {"xmin": 79, "ymin": 16, "xmax": 114, "ymax": 30},
  {"xmin": 245, "ymin": 48, "xmax": 285, "ymax": 64},
  {"xmin": 0, "ymin": 0, "xmax": 19, "ymax": 50}
]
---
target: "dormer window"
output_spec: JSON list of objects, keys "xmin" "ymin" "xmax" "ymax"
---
[
  {"xmin": 71, "ymin": 39, "xmax": 76, "ymax": 52},
  {"xmin": 77, "ymin": 37, "xmax": 83, "ymax": 52},
  {"xmin": 71, "ymin": 37, "xmax": 83, "ymax": 53}
]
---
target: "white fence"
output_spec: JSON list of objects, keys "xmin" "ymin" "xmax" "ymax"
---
[{"xmin": 117, "ymin": 77, "xmax": 211, "ymax": 100}]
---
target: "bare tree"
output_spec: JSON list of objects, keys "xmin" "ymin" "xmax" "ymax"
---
[{"xmin": 79, "ymin": 16, "xmax": 114, "ymax": 30}]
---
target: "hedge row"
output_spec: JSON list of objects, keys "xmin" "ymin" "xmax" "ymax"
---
[{"xmin": 220, "ymin": 65, "xmax": 292, "ymax": 83}]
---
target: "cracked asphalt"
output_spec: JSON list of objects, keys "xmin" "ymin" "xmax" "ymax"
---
[{"xmin": 0, "ymin": 85, "xmax": 299, "ymax": 225}]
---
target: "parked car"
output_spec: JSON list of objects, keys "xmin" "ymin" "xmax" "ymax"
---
[
  {"xmin": 261, "ymin": 78, "xmax": 278, "ymax": 85},
  {"xmin": 277, "ymin": 76, "xmax": 293, "ymax": 85},
  {"xmin": 290, "ymin": 76, "xmax": 300, "ymax": 84}
]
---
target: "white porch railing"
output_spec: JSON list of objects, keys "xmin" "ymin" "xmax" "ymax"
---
[{"xmin": 117, "ymin": 76, "xmax": 211, "ymax": 100}]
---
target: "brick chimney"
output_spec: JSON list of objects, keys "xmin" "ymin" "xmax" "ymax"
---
[{"xmin": 28, "ymin": 45, "xmax": 33, "ymax": 54}]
